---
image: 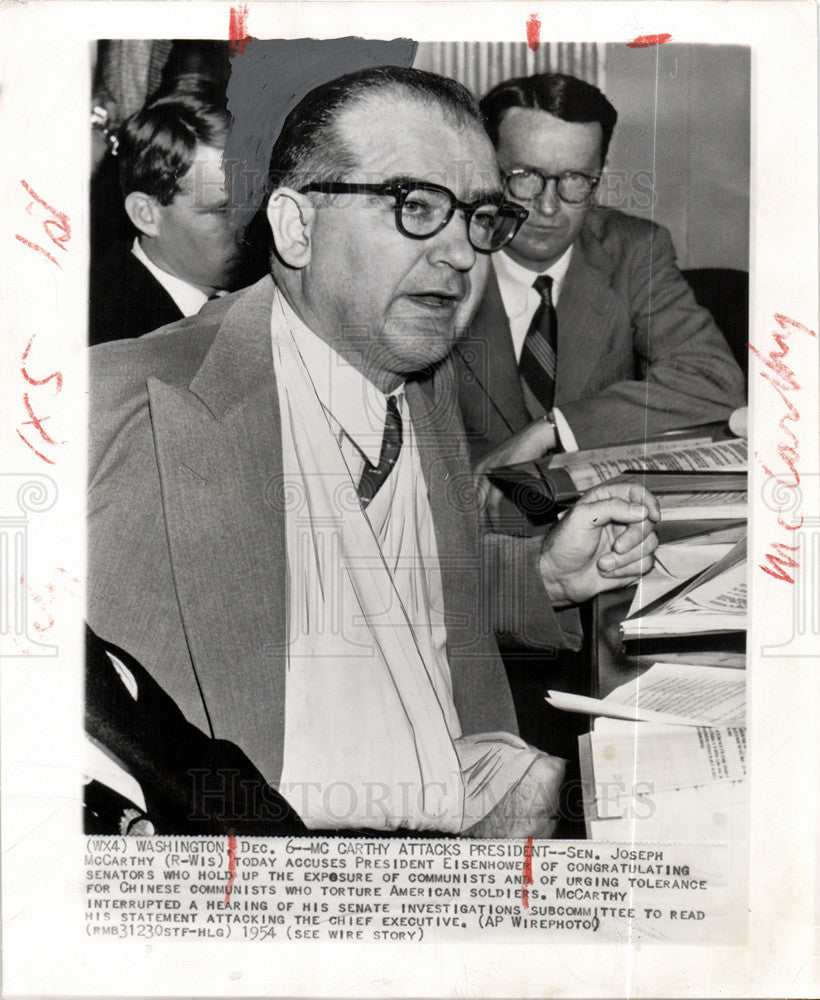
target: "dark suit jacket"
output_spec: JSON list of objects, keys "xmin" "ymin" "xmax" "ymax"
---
[
  {"xmin": 89, "ymin": 240, "xmax": 183, "ymax": 346},
  {"xmin": 455, "ymin": 208, "xmax": 747, "ymax": 462},
  {"xmin": 88, "ymin": 277, "xmax": 573, "ymax": 792}
]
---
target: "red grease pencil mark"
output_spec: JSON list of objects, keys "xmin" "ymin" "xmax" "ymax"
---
[
  {"xmin": 15, "ymin": 181, "xmax": 71, "ymax": 268},
  {"xmin": 15, "ymin": 569, "xmax": 80, "ymax": 645},
  {"xmin": 760, "ymin": 542, "xmax": 801, "ymax": 584},
  {"xmin": 14, "ymin": 234, "xmax": 61, "ymax": 268},
  {"xmin": 229, "ymin": 4, "xmax": 251, "ymax": 56},
  {"xmin": 526, "ymin": 14, "xmax": 541, "ymax": 52},
  {"xmin": 750, "ymin": 314, "xmax": 816, "ymax": 583},
  {"xmin": 224, "ymin": 830, "xmax": 238, "ymax": 905},
  {"xmin": 21, "ymin": 394, "xmax": 60, "ymax": 446},
  {"xmin": 627, "ymin": 33, "xmax": 672, "ymax": 48},
  {"xmin": 17, "ymin": 333, "xmax": 65, "ymax": 465},
  {"xmin": 16, "ymin": 429, "xmax": 56, "ymax": 465},
  {"xmin": 521, "ymin": 836, "xmax": 534, "ymax": 908},
  {"xmin": 21, "ymin": 333, "xmax": 63, "ymax": 393}
]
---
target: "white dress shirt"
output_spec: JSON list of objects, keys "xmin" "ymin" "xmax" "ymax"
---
[
  {"xmin": 273, "ymin": 292, "xmax": 464, "ymax": 831},
  {"xmin": 492, "ymin": 248, "xmax": 579, "ymax": 451}
]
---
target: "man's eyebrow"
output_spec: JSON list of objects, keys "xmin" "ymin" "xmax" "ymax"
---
[
  {"xmin": 379, "ymin": 176, "xmax": 505, "ymax": 203},
  {"xmin": 467, "ymin": 187, "xmax": 505, "ymax": 203}
]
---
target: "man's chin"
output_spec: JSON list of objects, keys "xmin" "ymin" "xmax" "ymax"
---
[
  {"xmin": 508, "ymin": 234, "xmax": 569, "ymax": 270},
  {"xmin": 390, "ymin": 330, "xmax": 457, "ymax": 373}
]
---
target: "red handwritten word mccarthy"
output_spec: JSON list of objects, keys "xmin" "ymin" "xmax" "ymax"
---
[
  {"xmin": 15, "ymin": 180, "xmax": 71, "ymax": 269},
  {"xmin": 526, "ymin": 14, "xmax": 541, "ymax": 52},
  {"xmin": 750, "ymin": 313, "xmax": 817, "ymax": 583},
  {"xmin": 17, "ymin": 333, "xmax": 65, "ymax": 465}
]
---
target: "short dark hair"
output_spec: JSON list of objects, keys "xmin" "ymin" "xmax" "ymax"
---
[
  {"xmin": 268, "ymin": 65, "xmax": 481, "ymax": 191},
  {"xmin": 480, "ymin": 73, "xmax": 617, "ymax": 164},
  {"xmin": 117, "ymin": 83, "xmax": 230, "ymax": 205}
]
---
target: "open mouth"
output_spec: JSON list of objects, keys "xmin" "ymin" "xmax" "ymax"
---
[{"xmin": 407, "ymin": 292, "xmax": 461, "ymax": 309}]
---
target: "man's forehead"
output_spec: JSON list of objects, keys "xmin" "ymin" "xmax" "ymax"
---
[
  {"xmin": 337, "ymin": 90, "xmax": 501, "ymax": 195},
  {"xmin": 497, "ymin": 108, "xmax": 603, "ymax": 168}
]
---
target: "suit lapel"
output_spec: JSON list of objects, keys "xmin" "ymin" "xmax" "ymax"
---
[
  {"xmin": 458, "ymin": 267, "xmax": 532, "ymax": 435},
  {"xmin": 407, "ymin": 363, "xmax": 517, "ymax": 735},
  {"xmin": 148, "ymin": 278, "xmax": 289, "ymax": 782},
  {"xmin": 556, "ymin": 211, "xmax": 625, "ymax": 401}
]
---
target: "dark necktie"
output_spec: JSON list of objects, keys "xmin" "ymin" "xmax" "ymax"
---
[
  {"xmin": 357, "ymin": 394, "xmax": 403, "ymax": 508},
  {"xmin": 518, "ymin": 274, "xmax": 558, "ymax": 419}
]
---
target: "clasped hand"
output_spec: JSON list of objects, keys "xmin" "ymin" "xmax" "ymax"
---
[{"xmin": 537, "ymin": 482, "xmax": 660, "ymax": 606}]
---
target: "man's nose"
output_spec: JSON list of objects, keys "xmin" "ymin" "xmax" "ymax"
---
[
  {"xmin": 428, "ymin": 211, "xmax": 477, "ymax": 270},
  {"xmin": 533, "ymin": 179, "xmax": 561, "ymax": 217}
]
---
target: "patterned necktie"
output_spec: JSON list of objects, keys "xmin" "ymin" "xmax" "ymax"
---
[
  {"xmin": 357, "ymin": 395, "xmax": 403, "ymax": 508},
  {"xmin": 519, "ymin": 274, "xmax": 558, "ymax": 419}
]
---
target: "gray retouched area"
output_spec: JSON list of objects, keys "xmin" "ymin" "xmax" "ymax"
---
[{"xmin": 225, "ymin": 37, "xmax": 417, "ymax": 233}]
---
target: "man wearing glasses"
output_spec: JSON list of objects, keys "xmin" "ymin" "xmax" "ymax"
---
[
  {"xmin": 456, "ymin": 72, "xmax": 745, "ymax": 496},
  {"xmin": 89, "ymin": 66, "xmax": 659, "ymax": 837}
]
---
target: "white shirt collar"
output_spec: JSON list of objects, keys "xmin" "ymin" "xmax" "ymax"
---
[
  {"xmin": 493, "ymin": 243, "xmax": 574, "ymax": 321},
  {"xmin": 273, "ymin": 289, "xmax": 404, "ymax": 468},
  {"xmin": 131, "ymin": 238, "xmax": 210, "ymax": 318}
]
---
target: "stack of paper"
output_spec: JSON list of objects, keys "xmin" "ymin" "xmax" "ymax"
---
[
  {"xmin": 547, "ymin": 661, "xmax": 746, "ymax": 726},
  {"xmin": 581, "ymin": 718, "xmax": 747, "ymax": 842},
  {"xmin": 562, "ymin": 663, "xmax": 748, "ymax": 842},
  {"xmin": 622, "ymin": 537, "xmax": 747, "ymax": 638}
]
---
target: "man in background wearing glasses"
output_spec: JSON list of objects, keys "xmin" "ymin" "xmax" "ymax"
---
[
  {"xmin": 89, "ymin": 66, "xmax": 660, "ymax": 837},
  {"xmin": 456, "ymin": 73, "xmax": 745, "ymax": 502}
]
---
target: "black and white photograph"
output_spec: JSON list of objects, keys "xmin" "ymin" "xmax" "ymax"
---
[
  {"xmin": 0, "ymin": 3, "xmax": 817, "ymax": 997},
  {"xmin": 83, "ymin": 35, "xmax": 750, "ymax": 841}
]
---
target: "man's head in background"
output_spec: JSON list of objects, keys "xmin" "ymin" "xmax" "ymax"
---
[
  {"xmin": 264, "ymin": 65, "xmax": 527, "ymax": 392},
  {"xmin": 117, "ymin": 85, "xmax": 246, "ymax": 294},
  {"xmin": 480, "ymin": 73, "xmax": 617, "ymax": 272}
]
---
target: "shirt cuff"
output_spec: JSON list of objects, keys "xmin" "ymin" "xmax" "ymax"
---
[{"xmin": 552, "ymin": 407, "xmax": 579, "ymax": 453}]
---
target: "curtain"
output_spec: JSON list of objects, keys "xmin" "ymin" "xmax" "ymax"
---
[{"xmin": 413, "ymin": 42, "xmax": 603, "ymax": 100}]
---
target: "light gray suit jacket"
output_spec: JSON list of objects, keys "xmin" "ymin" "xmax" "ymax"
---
[
  {"xmin": 455, "ymin": 208, "xmax": 746, "ymax": 462},
  {"xmin": 88, "ymin": 277, "xmax": 576, "ymax": 787}
]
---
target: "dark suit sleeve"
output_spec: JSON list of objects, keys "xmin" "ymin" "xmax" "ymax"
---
[
  {"xmin": 85, "ymin": 625, "xmax": 307, "ymax": 835},
  {"xmin": 558, "ymin": 222, "xmax": 746, "ymax": 448}
]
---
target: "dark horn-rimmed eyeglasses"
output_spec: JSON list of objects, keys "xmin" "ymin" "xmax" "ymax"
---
[
  {"xmin": 298, "ymin": 178, "xmax": 529, "ymax": 253},
  {"xmin": 504, "ymin": 168, "xmax": 601, "ymax": 205}
]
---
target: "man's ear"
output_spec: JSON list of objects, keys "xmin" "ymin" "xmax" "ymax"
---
[
  {"xmin": 124, "ymin": 191, "xmax": 162, "ymax": 238},
  {"xmin": 266, "ymin": 188, "xmax": 315, "ymax": 269}
]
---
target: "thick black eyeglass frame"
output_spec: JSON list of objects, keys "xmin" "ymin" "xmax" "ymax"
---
[
  {"xmin": 504, "ymin": 168, "xmax": 602, "ymax": 205},
  {"xmin": 298, "ymin": 179, "xmax": 529, "ymax": 253}
]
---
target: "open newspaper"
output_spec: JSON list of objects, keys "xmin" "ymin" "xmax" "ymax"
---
[
  {"xmin": 550, "ymin": 437, "xmax": 748, "ymax": 493},
  {"xmin": 487, "ymin": 436, "xmax": 748, "ymax": 519},
  {"xmin": 622, "ymin": 536, "xmax": 747, "ymax": 638}
]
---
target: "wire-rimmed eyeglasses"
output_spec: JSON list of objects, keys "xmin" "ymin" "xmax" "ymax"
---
[
  {"xmin": 298, "ymin": 179, "xmax": 529, "ymax": 253},
  {"xmin": 504, "ymin": 168, "xmax": 601, "ymax": 206}
]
